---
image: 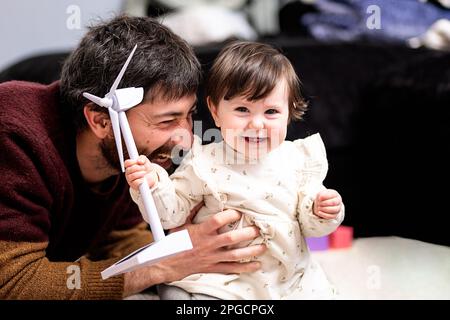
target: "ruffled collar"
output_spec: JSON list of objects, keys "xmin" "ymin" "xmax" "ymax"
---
[{"xmin": 219, "ymin": 139, "xmax": 273, "ymax": 166}]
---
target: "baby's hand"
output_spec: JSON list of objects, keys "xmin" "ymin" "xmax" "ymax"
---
[
  {"xmin": 313, "ymin": 189, "xmax": 342, "ymax": 220},
  {"xmin": 124, "ymin": 155, "xmax": 159, "ymax": 190}
]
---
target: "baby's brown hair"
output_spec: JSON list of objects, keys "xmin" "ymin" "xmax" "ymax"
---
[{"xmin": 206, "ymin": 41, "xmax": 307, "ymax": 122}]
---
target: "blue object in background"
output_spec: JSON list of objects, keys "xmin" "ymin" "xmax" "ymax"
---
[{"xmin": 301, "ymin": 0, "xmax": 450, "ymax": 43}]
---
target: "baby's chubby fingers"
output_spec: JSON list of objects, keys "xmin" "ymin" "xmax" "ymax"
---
[
  {"xmin": 316, "ymin": 189, "xmax": 341, "ymax": 203},
  {"xmin": 125, "ymin": 155, "xmax": 150, "ymax": 169},
  {"xmin": 317, "ymin": 204, "xmax": 341, "ymax": 215},
  {"xmin": 314, "ymin": 189, "xmax": 343, "ymax": 219},
  {"xmin": 127, "ymin": 170, "xmax": 148, "ymax": 182},
  {"xmin": 126, "ymin": 163, "xmax": 147, "ymax": 175},
  {"xmin": 318, "ymin": 195, "xmax": 342, "ymax": 208},
  {"xmin": 124, "ymin": 158, "xmax": 138, "ymax": 169},
  {"xmin": 125, "ymin": 156, "xmax": 151, "ymax": 174},
  {"xmin": 136, "ymin": 155, "xmax": 148, "ymax": 165}
]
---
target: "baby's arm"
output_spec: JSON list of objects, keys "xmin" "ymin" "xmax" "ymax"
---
[
  {"xmin": 294, "ymin": 134, "xmax": 345, "ymax": 237},
  {"xmin": 125, "ymin": 156, "xmax": 203, "ymax": 229},
  {"xmin": 297, "ymin": 186, "xmax": 345, "ymax": 238}
]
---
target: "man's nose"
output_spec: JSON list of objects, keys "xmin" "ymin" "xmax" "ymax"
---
[
  {"xmin": 179, "ymin": 117, "xmax": 193, "ymax": 131},
  {"xmin": 171, "ymin": 125, "xmax": 193, "ymax": 150}
]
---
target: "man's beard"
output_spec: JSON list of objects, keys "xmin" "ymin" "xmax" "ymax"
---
[{"xmin": 99, "ymin": 136, "xmax": 179, "ymax": 175}]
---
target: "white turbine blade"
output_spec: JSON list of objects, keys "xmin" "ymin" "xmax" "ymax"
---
[
  {"xmin": 115, "ymin": 87, "xmax": 144, "ymax": 111},
  {"xmin": 108, "ymin": 108, "xmax": 125, "ymax": 172},
  {"xmin": 109, "ymin": 44, "xmax": 138, "ymax": 94},
  {"xmin": 83, "ymin": 92, "xmax": 110, "ymax": 108}
]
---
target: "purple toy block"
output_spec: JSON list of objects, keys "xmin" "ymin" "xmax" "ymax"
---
[{"xmin": 305, "ymin": 236, "xmax": 329, "ymax": 251}]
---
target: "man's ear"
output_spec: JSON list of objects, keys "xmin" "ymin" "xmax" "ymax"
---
[
  {"xmin": 83, "ymin": 103, "xmax": 111, "ymax": 139},
  {"xmin": 206, "ymin": 97, "xmax": 221, "ymax": 128}
]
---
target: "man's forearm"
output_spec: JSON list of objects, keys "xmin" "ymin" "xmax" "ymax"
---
[
  {"xmin": 123, "ymin": 263, "xmax": 166, "ymax": 298},
  {"xmin": 0, "ymin": 240, "xmax": 124, "ymax": 299}
]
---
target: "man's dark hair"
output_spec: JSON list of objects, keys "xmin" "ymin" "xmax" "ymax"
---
[
  {"xmin": 206, "ymin": 41, "xmax": 307, "ymax": 123},
  {"xmin": 60, "ymin": 15, "xmax": 201, "ymax": 131}
]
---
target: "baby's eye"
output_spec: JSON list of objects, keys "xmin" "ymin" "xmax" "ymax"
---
[
  {"xmin": 265, "ymin": 109, "xmax": 279, "ymax": 114},
  {"xmin": 235, "ymin": 106, "xmax": 249, "ymax": 113}
]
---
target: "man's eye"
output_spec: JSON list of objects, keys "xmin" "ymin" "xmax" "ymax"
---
[
  {"xmin": 161, "ymin": 119, "xmax": 176, "ymax": 124},
  {"xmin": 235, "ymin": 107, "xmax": 249, "ymax": 113},
  {"xmin": 265, "ymin": 109, "xmax": 279, "ymax": 115}
]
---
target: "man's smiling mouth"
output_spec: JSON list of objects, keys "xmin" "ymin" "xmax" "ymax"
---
[{"xmin": 150, "ymin": 153, "xmax": 172, "ymax": 168}]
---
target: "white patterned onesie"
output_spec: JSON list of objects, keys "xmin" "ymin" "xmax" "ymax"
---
[{"xmin": 130, "ymin": 133, "xmax": 344, "ymax": 299}]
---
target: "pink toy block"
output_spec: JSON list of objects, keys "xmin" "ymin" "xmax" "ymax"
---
[
  {"xmin": 329, "ymin": 226, "xmax": 353, "ymax": 249},
  {"xmin": 305, "ymin": 236, "xmax": 329, "ymax": 251}
]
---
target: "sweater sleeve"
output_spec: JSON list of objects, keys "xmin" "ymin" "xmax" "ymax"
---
[
  {"xmin": 0, "ymin": 223, "xmax": 153, "ymax": 299},
  {"xmin": 0, "ymin": 240, "xmax": 124, "ymax": 300}
]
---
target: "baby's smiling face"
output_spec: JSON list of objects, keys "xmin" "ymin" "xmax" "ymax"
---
[{"xmin": 209, "ymin": 78, "xmax": 290, "ymax": 160}]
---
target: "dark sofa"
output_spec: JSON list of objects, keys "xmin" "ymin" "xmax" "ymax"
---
[{"xmin": 1, "ymin": 39, "xmax": 449, "ymax": 246}]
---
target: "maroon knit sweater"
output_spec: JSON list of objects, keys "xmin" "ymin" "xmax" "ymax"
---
[{"xmin": 0, "ymin": 81, "xmax": 150, "ymax": 299}]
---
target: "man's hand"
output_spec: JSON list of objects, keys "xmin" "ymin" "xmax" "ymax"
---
[
  {"xmin": 123, "ymin": 206, "xmax": 266, "ymax": 297},
  {"xmin": 166, "ymin": 208, "xmax": 266, "ymax": 276},
  {"xmin": 313, "ymin": 189, "xmax": 342, "ymax": 220}
]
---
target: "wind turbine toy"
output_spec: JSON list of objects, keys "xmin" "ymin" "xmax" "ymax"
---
[{"xmin": 83, "ymin": 45, "xmax": 193, "ymax": 280}]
